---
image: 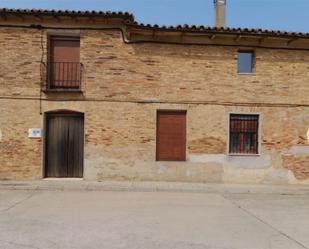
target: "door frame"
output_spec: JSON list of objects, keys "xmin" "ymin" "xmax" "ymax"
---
[{"xmin": 43, "ymin": 110, "xmax": 85, "ymax": 178}]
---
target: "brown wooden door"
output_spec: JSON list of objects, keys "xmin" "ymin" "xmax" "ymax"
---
[
  {"xmin": 49, "ymin": 37, "xmax": 80, "ymax": 89},
  {"xmin": 45, "ymin": 112, "xmax": 84, "ymax": 177},
  {"xmin": 156, "ymin": 111, "xmax": 186, "ymax": 161}
]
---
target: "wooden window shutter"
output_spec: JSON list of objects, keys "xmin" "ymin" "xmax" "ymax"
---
[
  {"xmin": 156, "ymin": 111, "xmax": 186, "ymax": 161},
  {"xmin": 49, "ymin": 37, "xmax": 80, "ymax": 89}
]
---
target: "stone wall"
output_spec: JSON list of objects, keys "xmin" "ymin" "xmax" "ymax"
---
[{"xmin": 0, "ymin": 27, "xmax": 308, "ymax": 184}]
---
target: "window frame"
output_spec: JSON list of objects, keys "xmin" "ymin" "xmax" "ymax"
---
[
  {"xmin": 237, "ymin": 50, "xmax": 255, "ymax": 75},
  {"xmin": 227, "ymin": 112, "xmax": 261, "ymax": 156}
]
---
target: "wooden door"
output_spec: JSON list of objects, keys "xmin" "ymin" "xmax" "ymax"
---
[
  {"xmin": 45, "ymin": 112, "xmax": 84, "ymax": 177},
  {"xmin": 49, "ymin": 37, "xmax": 80, "ymax": 88},
  {"xmin": 156, "ymin": 111, "xmax": 186, "ymax": 161}
]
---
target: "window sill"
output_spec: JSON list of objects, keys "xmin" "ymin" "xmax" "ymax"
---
[
  {"xmin": 44, "ymin": 88, "xmax": 83, "ymax": 93},
  {"xmin": 228, "ymin": 153, "xmax": 260, "ymax": 157},
  {"xmin": 237, "ymin": 72, "xmax": 255, "ymax": 76}
]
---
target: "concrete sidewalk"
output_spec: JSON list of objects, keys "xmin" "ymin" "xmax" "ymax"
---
[
  {"xmin": 1, "ymin": 189, "xmax": 309, "ymax": 249},
  {"xmin": 1, "ymin": 180, "xmax": 309, "ymax": 195}
]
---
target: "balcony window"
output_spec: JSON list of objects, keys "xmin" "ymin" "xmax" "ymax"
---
[{"xmin": 48, "ymin": 36, "xmax": 81, "ymax": 90}]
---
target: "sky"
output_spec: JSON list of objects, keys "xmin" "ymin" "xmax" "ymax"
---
[{"xmin": 0, "ymin": 0, "xmax": 308, "ymax": 32}]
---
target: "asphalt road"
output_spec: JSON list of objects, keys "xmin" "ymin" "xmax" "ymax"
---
[{"xmin": 0, "ymin": 189, "xmax": 308, "ymax": 249}]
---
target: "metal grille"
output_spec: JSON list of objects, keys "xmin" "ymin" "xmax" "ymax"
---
[
  {"xmin": 48, "ymin": 62, "xmax": 81, "ymax": 89},
  {"xmin": 229, "ymin": 114, "xmax": 259, "ymax": 154}
]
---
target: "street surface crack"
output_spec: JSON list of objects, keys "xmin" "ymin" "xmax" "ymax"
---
[
  {"xmin": 0, "ymin": 192, "xmax": 37, "ymax": 213},
  {"xmin": 222, "ymin": 194, "xmax": 308, "ymax": 249}
]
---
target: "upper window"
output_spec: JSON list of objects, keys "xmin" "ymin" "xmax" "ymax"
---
[
  {"xmin": 237, "ymin": 51, "xmax": 254, "ymax": 74},
  {"xmin": 48, "ymin": 36, "xmax": 81, "ymax": 90},
  {"xmin": 229, "ymin": 114, "xmax": 259, "ymax": 155}
]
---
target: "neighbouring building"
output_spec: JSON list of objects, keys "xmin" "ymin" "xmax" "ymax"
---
[{"xmin": 0, "ymin": 5, "xmax": 308, "ymax": 184}]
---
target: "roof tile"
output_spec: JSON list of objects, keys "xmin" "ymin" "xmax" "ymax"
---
[{"xmin": 0, "ymin": 8, "xmax": 309, "ymax": 38}]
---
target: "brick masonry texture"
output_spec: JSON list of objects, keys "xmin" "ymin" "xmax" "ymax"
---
[{"xmin": 0, "ymin": 27, "xmax": 309, "ymax": 183}]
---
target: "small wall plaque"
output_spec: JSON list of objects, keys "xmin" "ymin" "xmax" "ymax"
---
[{"xmin": 28, "ymin": 128, "xmax": 42, "ymax": 138}]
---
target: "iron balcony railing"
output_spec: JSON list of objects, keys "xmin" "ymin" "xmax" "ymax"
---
[{"xmin": 47, "ymin": 62, "xmax": 82, "ymax": 90}]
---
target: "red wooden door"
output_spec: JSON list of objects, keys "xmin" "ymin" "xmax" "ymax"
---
[
  {"xmin": 49, "ymin": 37, "xmax": 80, "ymax": 89},
  {"xmin": 156, "ymin": 111, "xmax": 186, "ymax": 161}
]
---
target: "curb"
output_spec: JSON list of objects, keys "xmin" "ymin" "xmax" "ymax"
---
[{"xmin": 0, "ymin": 180, "xmax": 309, "ymax": 195}]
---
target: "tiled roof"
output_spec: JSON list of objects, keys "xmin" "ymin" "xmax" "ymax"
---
[
  {"xmin": 128, "ymin": 21, "xmax": 309, "ymax": 39},
  {"xmin": 1, "ymin": 8, "xmax": 309, "ymax": 39},
  {"xmin": 0, "ymin": 8, "xmax": 134, "ymax": 21}
]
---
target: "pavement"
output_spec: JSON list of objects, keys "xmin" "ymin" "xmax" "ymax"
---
[{"xmin": 0, "ymin": 181, "xmax": 309, "ymax": 249}]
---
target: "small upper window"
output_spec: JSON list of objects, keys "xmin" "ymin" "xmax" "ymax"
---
[{"xmin": 238, "ymin": 51, "xmax": 254, "ymax": 74}]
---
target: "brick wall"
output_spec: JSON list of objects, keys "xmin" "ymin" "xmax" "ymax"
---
[
  {"xmin": 0, "ymin": 26, "xmax": 308, "ymax": 183},
  {"xmin": 81, "ymin": 30, "xmax": 309, "ymax": 105}
]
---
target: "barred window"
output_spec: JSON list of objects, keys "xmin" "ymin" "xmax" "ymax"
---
[{"xmin": 229, "ymin": 114, "xmax": 259, "ymax": 154}]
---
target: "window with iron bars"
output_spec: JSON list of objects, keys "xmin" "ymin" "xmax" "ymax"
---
[{"xmin": 229, "ymin": 114, "xmax": 259, "ymax": 154}]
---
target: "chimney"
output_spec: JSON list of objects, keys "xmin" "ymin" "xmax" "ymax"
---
[{"xmin": 214, "ymin": 0, "xmax": 226, "ymax": 28}]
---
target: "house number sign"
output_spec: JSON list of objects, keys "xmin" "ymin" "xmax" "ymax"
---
[{"xmin": 28, "ymin": 128, "xmax": 42, "ymax": 138}]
